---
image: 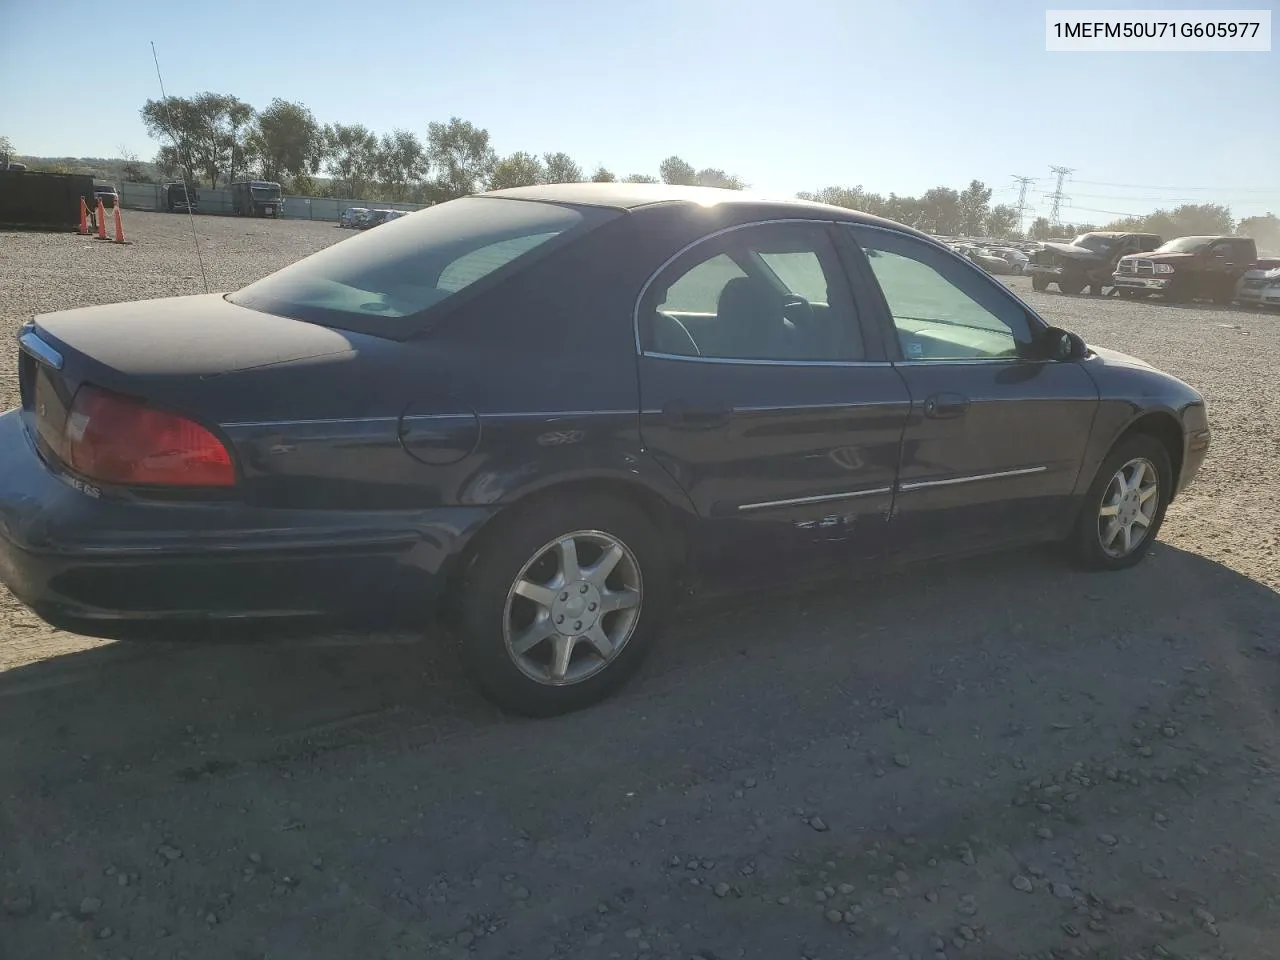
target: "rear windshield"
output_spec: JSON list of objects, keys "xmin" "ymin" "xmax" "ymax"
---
[{"xmin": 228, "ymin": 197, "xmax": 617, "ymax": 338}]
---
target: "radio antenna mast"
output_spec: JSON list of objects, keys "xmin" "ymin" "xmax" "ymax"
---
[{"xmin": 150, "ymin": 41, "xmax": 209, "ymax": 295}]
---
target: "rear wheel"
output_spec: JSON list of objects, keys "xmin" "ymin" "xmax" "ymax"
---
[
  {"xmin": 1071, "ymin": 434, "xmax": 1172, "ymax": 571},
  {"xmin": 453, "ymin": 495, "xmax": 672, "ymax": 716}
]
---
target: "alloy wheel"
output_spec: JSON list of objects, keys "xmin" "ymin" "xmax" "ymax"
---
[
  {"xmin": 1097, "ymin": 457, "xmax": 1160, "ymax": 558},
  {"xmin": 502, "ymin": 530, "xmax": 643, "ymax": 685}
]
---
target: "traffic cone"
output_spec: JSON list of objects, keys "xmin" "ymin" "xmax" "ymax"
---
[
  {"xmin": 112, "ymin": 203, "xmax": 126, "ymax": 244},
  {"xmin": 78, "ymin": 198, "xmax": 89, "ymax": 235},
  {"xmin": 96, "ymin": 199, "xmax": 107, "ymax": 240}
]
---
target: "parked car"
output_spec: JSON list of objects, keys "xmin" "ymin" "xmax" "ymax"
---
[
  {"xmin": 1026, "ymin": 232, "xmax": 1163, "ymax": 295},
  {"xmin": 92, "ymin": 183, "xmax": 119, "ymax": 209},
  {"xmin": 162, "ymin": 182, "xmax": 198, "ymax": 213},
  {"xmin": 340, "ymin": 207, "xmax": 368, "ymax": 229},
  {"xmin": 360, "ymin": 209, "xmax": 404, "ymax": 229},
  {"xmin": 0, "ymin": 184, "xmax": 1211, "ymax": 716},
  {"xmin": 958, "ymin": 246, "xmax": 1015, "ymax": 275},
  {"xmin": 1112, "ymin": 236, "xmax": 1258, "ymax": 304},
  {"xmin": 987, "ymin": 246, "xmax": 1030, "ymax": 274},
  {"xmin": 1234, "ymin": 257, "xmax": 1280, "ymax": 308}
]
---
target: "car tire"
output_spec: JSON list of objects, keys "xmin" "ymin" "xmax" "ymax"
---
[
  {"xmin": 1031, "ymin": 274, "xmax": 1049, "ymax": 292},
  {"xmin": 1070, "ymin": 433, "xmax": 1172, "ymax": 572},
  {"xmin": 1058, "ymin": 277, "xmax": 1084, "ymax": 295},
  {"xmin": 453, "ymin": 495, "xmax": 672, "ymax": 717}
]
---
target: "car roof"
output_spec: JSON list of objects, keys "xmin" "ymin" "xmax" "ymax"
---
[{"xmin": 478, "ymin": 182, "xmax": 902, "ymax": 228}]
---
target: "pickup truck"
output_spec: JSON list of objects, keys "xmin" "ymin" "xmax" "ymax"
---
[
  {"xmin": 1112, "ymin": 235, "xmax": 1258, "ymax": 304},
  {"xmin": 1025, "ymin": 232, "xmax": 1163, "ymax": 295}
]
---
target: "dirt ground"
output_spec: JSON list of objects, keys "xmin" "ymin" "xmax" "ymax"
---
[{"xmin": 0, "ymin": 213, "xmax": 1277, "ymax": 960}]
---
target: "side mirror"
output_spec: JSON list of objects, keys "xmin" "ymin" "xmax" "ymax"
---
[{"xmin": 1042, "ymin": 326, "xmax": 1087, "ymax": 361}]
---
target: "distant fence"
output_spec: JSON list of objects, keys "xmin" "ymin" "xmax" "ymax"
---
[{"xmin": 117, "ymin": 181, "xmax": 426, "ymax": 221}]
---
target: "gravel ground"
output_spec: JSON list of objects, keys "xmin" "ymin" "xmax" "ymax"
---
[{"xmin": 0, "ymin": 212, "xmax": 1278, "ymax": 960}]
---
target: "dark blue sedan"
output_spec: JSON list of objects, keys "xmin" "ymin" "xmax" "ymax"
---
[{"xmin": 0, "ymin": 184, "xmax": 1211, "ymax": 715}]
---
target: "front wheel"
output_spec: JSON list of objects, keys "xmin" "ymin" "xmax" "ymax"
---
[
  {"xmin": 1031, "ymin": 273, "xmax": 1049, "ymax": 292},
  {"xmin": 453, "ymin": 495, "xmax": 672, "ymax": 716},
  {"xmin": 1071, "ymin": 434, "xmax": 1172, "ymax": 571},
  {"xmin": 1057, "ymin": 276, "xmax": 1084, "ymax": 295}
]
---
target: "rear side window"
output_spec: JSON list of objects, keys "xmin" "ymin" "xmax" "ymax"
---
[{"xmin": 229, "ymin": 197, "xmax": 618, "ymax": 338}]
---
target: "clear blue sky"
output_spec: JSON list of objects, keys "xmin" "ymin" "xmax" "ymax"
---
[{"xmin": 2, "ymin": 0, "xmax": 1276, "ymax": 220}]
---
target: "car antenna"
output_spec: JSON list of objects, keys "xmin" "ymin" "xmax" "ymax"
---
[{"xmin": 150, "ymin": 41, "xmax": 210, "ymax": 295}]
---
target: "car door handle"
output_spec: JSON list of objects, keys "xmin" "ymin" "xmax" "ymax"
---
[
  {"xmin": 923, "ymin": 393, "xmax": 970, "ymax": 419},
  {"xmin": 661, "ymin": 405, "xmax": 731, "ymax": 430}
]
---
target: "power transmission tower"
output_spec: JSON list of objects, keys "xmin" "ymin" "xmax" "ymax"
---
[
  {"xmin": 1047, "ymin": 165, "xmax": 1075, "ymax": 225},
  {"xmin": 1012, "ymin": 175, "xmax": 1036, "ymax": 234}
]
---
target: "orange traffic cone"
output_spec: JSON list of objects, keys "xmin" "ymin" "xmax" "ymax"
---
[
  {"xmin": 78, "ymin": 197, "xmax": 90, "ymax": 235},
  {"xmin": 112, "ymin": 204, "xmax": 126, "ymax": 244},
  {"xmin": 95, "ymin": 199, "xmax": 107, "ymax": 240}
]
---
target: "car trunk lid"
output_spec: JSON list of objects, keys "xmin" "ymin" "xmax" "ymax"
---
[
  {"xmin": 17, "ymin": 295, "xmax": 402, "ymax": 477},
  {"xmin": 32, "ymin": 294, "xmax": 357, "ymax": 378}
]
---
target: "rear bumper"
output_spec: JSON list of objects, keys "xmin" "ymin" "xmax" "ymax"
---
[{"xmin": 0, "ymin": 411, "xmax": 494, "ymax": 638}]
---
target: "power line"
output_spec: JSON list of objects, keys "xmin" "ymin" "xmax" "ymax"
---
[
  {"xmin": 1071, "ymin": 179, "xmax": 1278, "ymax": 193},
  {"xmin": 1062, "ymin": 191, "xmax": 1280, "ymax": 204},
  {"xmin": 1061, "ymin": 203, "xmax": 1150, "ymax": 218},
  {"xmin": 1047, "ymin": 165, "xmax": 1074, "ymax": 225},
  {"xmin": 1012, "ymin": 175, "xmax": 1036, "ymax": 235}
]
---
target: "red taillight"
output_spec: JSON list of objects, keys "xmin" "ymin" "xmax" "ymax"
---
[{"xmin": 64, "ymin": 385, "xmax": 235, "ymax": 488}]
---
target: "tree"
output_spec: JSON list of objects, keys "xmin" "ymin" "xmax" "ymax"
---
[
  {"xmin": 658, "ymin": 156, "xmax": 698, "ymax": 186},
  {"xmin": 1238, "ymin": 213, "xmax": 1280, "ymax": 253},
  {"xmin": 426, "ymin": 117, "xmax": 496, "ymax": 199},
  {"xmin": 1101, "ymin": 203, "xmax": 1235, "ymax": 241},
  {"xmin": 541, "ymin": 152, "xmax": 583, "ymax": 184},
  {"xmin": 797, "ymin": 185, "xmax": 886, "ymax": 215},
  {"xmin": 985, "ymin": 203, "xmax": 1019, "ymax": 238},
  {"xmin": 590, "ymin": 166, "xmax": 616, "ymax": 182},
  {"xmin": 0, "ymin": 135, "xmax": 13, "ymax": 163},
  {"xmin": 1029, "ymin": 216, "xmax": 1054, "ymax": 240},
  {"xmin": 250, "ymin": 99, "xmax": 323, "ymax": 186},
  {"xmin": 322, "ymin": 122, "xmax": 378, "ymax": 198},
  {"xmin": 696, "ymin": 168, "xmax": 746, "ymax": 190},
  {"xmin": 916, "ymin": 187, "xmax": 961, "ymax": 235},
  {"xmin": 622, "ymin": 173, "xmax": 659, "ymax": 183},
  {"xmin": 489, "ymin": 151, "xmax": 544, "ymax": 189},
  {"xmin": 119, "ymin": 146, "xmax": 151, "ymax": 183},
  {"xmin": 957, "ymin": 179, "xmax": 993, "ymax": 236},
  {"xmin": 375, "ymin": 129, "xmax": 428, "ymax": 201},
  {"xmin": 140, "ymin": 92, "xmax": 255, "ymax": 188},
  {"xmin": 882, "ymin": 194, "xmax": 924, "ymax": 228}
]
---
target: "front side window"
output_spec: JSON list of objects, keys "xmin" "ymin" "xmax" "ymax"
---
[
  {"xmin": 1155, "ymin": 236, "xmax": 1213, "ymax": 254},
  {"xmin": 230, "ymin": 197, "xmax": 617, "ymax": 337},
  {"xmin": 1073, "ymin": 234, "xmax": 1114, "ymax": 253},
  {"xmin": 641, "ymin": 222, "xmax": 863, "ymax": 362},
  {"xmin": 850, "ymin": 225, "xmax": 1036, "ymax": 362}
]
